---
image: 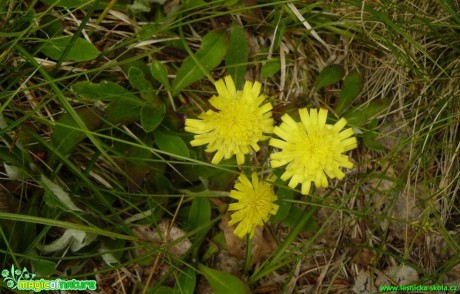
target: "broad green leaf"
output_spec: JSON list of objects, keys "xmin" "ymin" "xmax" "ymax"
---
[
  {"xmin": 362, "ymin": 120, "xmax": 384, "ymax": 151},
  {"xmin": 282, "ymin": 206, "xmax": 317, "ymax": 232},
  {"xmin": 178, "ymin": 164, "xmax": 224, "ymax": 182},
  {"xmin": 207, "ymin": 162, "xmax": 238, "ymax": 190},
  {"xmin": 39, "ymin": 15, "xmax": 63, "ymax": 37},
  {"xmin": 40, "ymin": 36, "xmax": 99, "ymax": 62},
  {"xmin": 173, "ymin": 267, "xmax": 196, "ymax": 294},
  {"xmin": 73, "ymin": 81, "xmax": 147, "ymax": 124},
  {"xmin": 315, "ymin": 64, "xmax": 344, "ymax": 90},
  {"xmin": 363, "ymin": 131, "xmax": 385, "ymax": 151},
  {"xmin": 226, "ymin": 25, "xmax": 248, "ymax": 89},
  {"xmin": 41, "ymin": 175, "xmax": 82, "ymax": 212},
  {"xmin": 188, "ymin": 197, "xmax": 211, "ymax": 238},
  {"xmin": 269, "ymin": 169, "xmax": 294, "ymax": 224},
  {"xmin": 261, "ymin": 58, "xmax": 281, "ymax": 78},
  {"xmin": 198, "ymin": 264, "xmax": 250, "ymax": 294},
  {"xmin": 121, "ymin": 135, "xmax": 154, "ymax": 191},
  {"xmin": 269, "ymin": 187, "xmax": 294, "ymax": 224},
  {"xmin": 172, "ymin": 30, "xmax": 228, "ymax": 95},
  {"xmin": 154, "ymin": 286, "xmax": 174, "ymax": 294},
  {"xmin": 100, "ymin": 240, "xmax": 125, "ymax": 263},
  {"xmin": 120, "ymin": 58, "xmax": 150, "ymax": 77},
  {"xmin": 9, "ymin": 10, "xmax": 35, "ymax": 33},
  {"xmin": 41, "ymin": 0, "xmax": 108, "ymax": 9},
  {"xmin": 344, "ymin": 101, "xmax": 390, "ymax": 127},
  {"xmin": 150, "ymin": 60, "xmax": 171, "ymax": 88},
  {"xmin": 129, "ymin": 65, "xmax": 164, "ymax": 104},
  {"xmin": 44, "ymin": 188, "xmax": 63, "ymax": 209},
  {"xmin": 154, "ymin": 129, "xmax": 190, "ymax": 158},
  {"xmin": 104, "ymin": 96, "xmax": 144, "ymax": 125},
  {"xmin": 128, "ymin": 66, "xmax": 153, "ymax": 95},
  {"xmin": 141, "ymin": 103, "xmax": 166, "ymax": 132},
  {"xmin": 73, "ymin": 81, "xmax": 138, "ymax": 101},
  {"xmin": 202, "ymin": 232, "xmax": 225, "ymax": 261},
  {"xmin": 31, "ymin": 259, "xmax": 56, "ymax": 276},
  {"xmin": 336, "ymin": 70, "xmax": 363, "ymax": 114},
  {"xmin": 51, "ymin": 107, "xmax": 102, "ymax": 157}
]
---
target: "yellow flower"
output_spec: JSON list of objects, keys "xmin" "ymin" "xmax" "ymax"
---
[
  {"xmin": 185, "ymin": 76, "xmax": 274, "ymax": 165},
  {"xmin": 270, "ymin": 108, "xmax": 357, "ymax": 195},
  {"xmin": 228, "ymin": 173, "xmax": 279, "ymax": 238}
]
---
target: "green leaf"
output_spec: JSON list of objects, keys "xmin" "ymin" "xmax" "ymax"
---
[
  {"xmin": 315, "ymin": 64, "xmax": 344, "ymax": 90},
  {"xmin": 9, "ymin": 10, "xmax": 35, "ymax": 33},
  {"xmin": 270, "ymin": 188, "xmax": 294, "ymax": 224},
  {"xmin": 51, "ymin": 107, "xmax": 102, "ymax": 157},
  {"xmin": 178, "ymin": 164, "xmax": 223, "ymax": 182},
  {"xmin": 141, "ymin": 103, "xmax": 166, "ymax": 132},
  {"xmin": 173, "ymin": 267, "xmax": 196, "ymax": 294},
  {"xmin": 73, "ymin": 81, "xmax": 144, "ymax": 124},
  {"xmin": 128, "ymin": 66, "xmax": 153, "ymax": 95},
  {"xmin": 100, "ymin": 241, "xmax": 124, "ymax": 266},
  {"xmin": 73, "ymin": 81, "xmax": 139, "ymax": 101},
  {"xmin": 40, "ymin": 36, "xmax": 99, "ymax": 62},
  {"xmin": 41, "ymin": 175, "xmax": 82, "ymax": 212},
  {"xmin": 198, "ymin": 264, "xmax": 250, "ymax": 294},
  {"xmin": 282, "ymin": 206, "xmax": 317, "ymax": 232},
  {"xmin": 172, "ymin": 30, "xmax": 228, "ymax": 95},
  {"xmin": 261, "ymin": 58, "xmax": 281, "ymax": 78},
  {"xmin": 104, "ymin": 96, "xmax": 144, "ymax": 125},
  {"xmin": 31, "ymin": 259, "xmax": 56, "ymax": 276},
  {"xmin": 120, "ymin": 134, "xmax": 154, "ymax": 191},
  {"xmin": 188, "ymin": 197, "xmax": 211, "ymax": 238},
  {"xmin": 363, "ymin": 131, "xmax": 385, "ymax": 151},
  {"xmin": 226, "ymin": 25, "xmax": 248, "ymax": 89},
  {"xmin": 154, "ymin": 129, "xmax": 190, "ymax": 158},
  {"xmin": 153, "ymin": 286, "xmax": 174, "ymax": 294},
  {"xmin": 39, "ymin": 15, "xmax": 63, "ymax": 37},
  {"xmin": 202, "ymin": 232, "xmax": 225, "ymax": 261},
  {"xmin": 41, "ymin": 0, "xmax": 108, "ymax": 9},
  {"xmin": 269, "ymin": 169, "xmax": 294, "ymax": 224},
  {"xmin": 150, "ymin": 60, "xmax": 171, "ymax": 88},
  {"xmin": 362, "ymin": 120, "xmax": 384, "ymax": 151},
  {"xmin": 336, "ymin": 70, "xmax": 363, "ymax": 114},
  {"xmin": 343, "ymin": 100, "xmax": 390, "ymax": 127}
]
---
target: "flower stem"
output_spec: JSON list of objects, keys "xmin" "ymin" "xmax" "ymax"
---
[{"xmin": 249, "ymin": 202, "xmax": 318, "ymax": 283}]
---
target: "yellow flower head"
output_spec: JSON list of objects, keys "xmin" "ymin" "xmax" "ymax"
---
[
  {"xmin": 185, "ymin": 76, "xmax": 274, "ymax": 165},
  {"xmin": 270, "ymin": 108, "xmax": 357, "ymax": 195},
  {"xmin": 228, "ymin": 173, "xmax": 279, "ymax": 239}
]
